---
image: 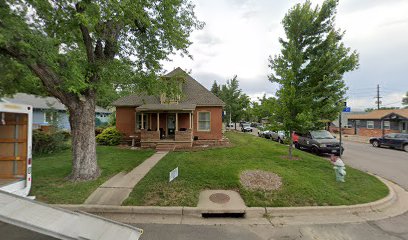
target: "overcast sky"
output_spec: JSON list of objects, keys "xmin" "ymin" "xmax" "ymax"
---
[{"xmin": 163, "ymin": 0, "xmax": 408, "ymax": 111}]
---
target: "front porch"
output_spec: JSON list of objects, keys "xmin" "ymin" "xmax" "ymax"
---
[{"xmin": 135, "ymin": 104, "xmax": 196, "ymax": 149}]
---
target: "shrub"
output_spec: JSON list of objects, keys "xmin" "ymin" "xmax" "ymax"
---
[
  {"xmin": 95, "ymin": 126, "xmax": 107, "ymax": 137},
  {"xmin": 96, "ymin": 127, "xmax": 122, "ymax": 146},
  {"xmin": 32, "ymin": 130, "xmax": 69, "ymax": 154}
]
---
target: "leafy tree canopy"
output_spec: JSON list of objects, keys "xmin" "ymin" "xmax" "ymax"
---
[{"xmin": 268, "ymin": 0, "xmax": 359, "ymax": 157}]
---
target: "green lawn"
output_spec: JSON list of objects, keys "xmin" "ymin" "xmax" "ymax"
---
[
  {"xmin": 124, "ymin": 132, "xmax": 388, "ymax": 207},
  {"xmin": 31, "ymin": 146, "xmax": 154, "ymax": 204}
]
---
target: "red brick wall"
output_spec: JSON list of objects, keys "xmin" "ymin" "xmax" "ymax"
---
[
  {"xmin": 358, "ymin": 128, "xmax": 400, "ymax": 137},
  {"xmin": 329, "ymin": 127, "xmax": 355, "ymax": 135},
  {"xmin": 178, "ymin": 113, "xmax": 190, "ymax": 129},
  {"xmin": 193, "ymin": 106, "xmax": 223, "ymax": 140},
  {"xmin": 116, "ymin": 107, "xmax": 135, "ymax": 137}
]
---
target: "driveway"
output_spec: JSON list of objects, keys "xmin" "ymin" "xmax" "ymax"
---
[{"xmin": 342, "ymin": 141, "xmax": 408, "ymax": 190}]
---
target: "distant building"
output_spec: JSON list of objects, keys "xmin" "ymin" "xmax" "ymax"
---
[
  {"xmin": 1, "ymin": 93, "xmax": 111, "ymax": 130},
  {"xmin": 347, "ymin": 109, "xmax": 408, "ymax": 137}
]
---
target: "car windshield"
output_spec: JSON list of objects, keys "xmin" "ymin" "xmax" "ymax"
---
[
  {"xmin": 310, "ymin": 130, "xmax": 334, "ymax": 139},
  {"xmin": 243, "ymin": 124, "xmax": 250, "ymax": 127}
]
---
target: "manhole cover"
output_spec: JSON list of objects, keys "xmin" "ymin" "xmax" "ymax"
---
[{"xmin": 209, "ymin": 193, "xmax": 230, "ymax": 204}]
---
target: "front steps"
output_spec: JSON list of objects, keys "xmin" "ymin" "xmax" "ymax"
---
[{"xmin": 156, "ymin": 142, "xmax": 176, "ymax": 152}]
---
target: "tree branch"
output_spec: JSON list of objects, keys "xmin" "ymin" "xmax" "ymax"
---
[
  {"xmin": 0, "ymin": 46, "xmax": 78, "ymax": 109},
  {"xmin": 76, "ymin": 3, "xmax": 95, "ymax": 63}
]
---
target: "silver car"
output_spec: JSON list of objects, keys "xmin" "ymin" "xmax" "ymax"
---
[{"xmin": 270, "ymin": 130, "xmax": 286, "ymax": 144}]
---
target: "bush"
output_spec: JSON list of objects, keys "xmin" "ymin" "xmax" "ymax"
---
[
  {"xmin": 95, "ymin": 126, "xmax": 107, "ymax": 137},
  {"xmin": 96, "ymin": 127, "xmax": 122, "ymax": 146},
  {"xmin": 33, "ymin": 130, "xmax": 69, "ymax": 154}
]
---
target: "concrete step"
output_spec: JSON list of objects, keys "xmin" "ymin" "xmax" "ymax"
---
[{"xmin": 156, "ymin": 143, "xmax": 176, "ymax": 152}]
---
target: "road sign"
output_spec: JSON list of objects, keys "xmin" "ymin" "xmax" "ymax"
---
[
  {"xmin": 169, "ymin": 167, "xmax": 179, "ymax": 182},
  {"xmin": 343, "ymin": 107, "xmax": 351, "ymax": 112}
]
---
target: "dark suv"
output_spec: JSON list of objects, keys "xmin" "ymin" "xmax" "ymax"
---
[{"xmin": 295, "ymin": 130, "xmax": 344, "ymax": 156}]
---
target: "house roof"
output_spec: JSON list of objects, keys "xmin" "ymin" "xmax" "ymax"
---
[
  {"xmin": 112, "ymin": 68, "xmax": 225, "ymax": 107},
  {"xmin": 136, "ymin": 103, "xmax": 197, "ymax": 111},
  {"xmin": 2, "ymin": 93, "xmax": 111, "ymax": 113},
  {"xmin": 348, "ymin": 109, "xmax": 408, "ymax": 120}
]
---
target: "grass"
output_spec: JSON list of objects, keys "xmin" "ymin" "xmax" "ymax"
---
[
  {"xmin": 124, "ymin": 132, "xmax": 389, "ymax": 207},
  {"xmin": 31, "ymin": 146, "xmax": 154, "ymax": 204}
]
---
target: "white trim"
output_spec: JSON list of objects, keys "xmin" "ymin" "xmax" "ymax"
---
[
  {"xmin": 367, "ymin": 120, "xmax": 374, "ymax": 129},
  {"xmin": 383, "ymin": 121, "xmax": 390, "ymax": 130},
  {"xmin": 197, "ymin": 111, "xmax": 211, "ymax": 132}
]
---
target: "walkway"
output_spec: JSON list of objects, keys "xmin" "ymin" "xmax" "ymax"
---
[{"xmin": 85, "ymin": 151, "xmax": 168, "ymax": 206}]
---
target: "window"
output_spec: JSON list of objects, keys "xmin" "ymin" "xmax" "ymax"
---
[
  {"xmin": 44, "ymin": 112, "xmax": 57, "ymax": 123},
  {"xmin": 383, "ymin": 121, "xmax": 390, "ymax": 130},
  {"xmin": 198, "ymin": 112, "xmax": 210, "ymax": 131},
  {"xmin": 135, "ymin": 113, "xmax": 148, "ymax": 130},
  {"xmin": 367, "ymin": 121, "xmax": 374, "ymax": 129}
]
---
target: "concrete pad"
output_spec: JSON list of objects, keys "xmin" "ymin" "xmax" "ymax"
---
[
  {"xmin": 197, "ymin": 190, "xmax": 246, "ymax": 214},
  {"xmin": 84, "ymin": 188, "xmax": 132, "ymax": 205}
]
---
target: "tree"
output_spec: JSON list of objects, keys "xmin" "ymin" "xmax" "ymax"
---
[
  {"xmin": 0, "ymin": 1, "xmax": 203, "ymax": 181},
  {"xmin": 210, "ymin": 80, "xmax": 221, "ymax": 97},
  {"xmin": 217, "ymin": 76, "xmax": 250, "ymax": 129},
  {"xmin": 403, "ymin": 92, "xmax": 408, "ymax": 108},
  {"xmin": 268, "ymin": 0, "xmax": 359, "ymax": 158}
]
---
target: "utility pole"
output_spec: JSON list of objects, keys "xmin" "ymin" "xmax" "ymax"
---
[{"xmin": 376, "ymin": 84, "xmax": 382, "ymax": 110}]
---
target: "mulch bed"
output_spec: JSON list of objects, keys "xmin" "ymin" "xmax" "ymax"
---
[{"xmin": 240, "ymin": 170, "xmax": 282, "ymax": 191}]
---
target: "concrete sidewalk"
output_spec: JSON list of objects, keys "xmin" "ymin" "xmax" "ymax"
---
[{"xmin": 84, "ymin": 151, "xmax": 168, "ymax": 206}]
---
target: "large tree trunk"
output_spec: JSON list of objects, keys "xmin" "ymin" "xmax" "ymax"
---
[{"xmin": 68, "ymin": 97, "xmax": 100, "ymax": 181}]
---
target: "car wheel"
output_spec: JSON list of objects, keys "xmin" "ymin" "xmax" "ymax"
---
[
  {"xmin": 311, "ymin": 147, "xmax": 319, "ymax": 155},
  {"xmin": 294, "ymin": 142, "xmax": 300, "ymax": 149},
  {"xmin": 372, "ymin": 140, "xmax": 380, "ymax": 148},
  {"xmin": 404, "ymin": 144, "xmax": 408, "ymax": 152},
  {"xmin": 278, "ymin": 138, "xmax": 283, "ymax": 144}
]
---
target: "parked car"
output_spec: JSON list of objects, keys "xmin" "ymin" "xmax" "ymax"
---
[
  {"xmin": 262, "ymin": 130, "xmax": 273, "ymax": 139},
  {"xmin": 295, "ymin": 130, "xmax": 344, "ymax": 156},
  {"xmin": 369, "ymin": 133, "xmax": 408, "ymax": 152},
  {"xmin": 241, "ymin": 123, "xmax": 252, "ymax": 132},
  {"xmin": 271, "ymin": 130, "xmax": 286, "ymax": 144}
]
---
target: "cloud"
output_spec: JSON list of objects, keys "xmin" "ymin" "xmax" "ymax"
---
[{"xmin": 194, "ymin": 32, "xmax": 222, "ymax": 46}]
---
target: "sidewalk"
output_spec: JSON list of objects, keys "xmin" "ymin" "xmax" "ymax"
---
[{"xmin": 84, "ymin": 151, "xmax": 168, "ymax": 206}]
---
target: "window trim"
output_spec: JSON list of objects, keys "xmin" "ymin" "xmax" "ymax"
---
[
  {"xmin": 383, "ymin": 121, "xmax": 390, "ymax": 130},
  {"xmin": 197, "ymin": 111, "xmax": 211, "ymax": 132},
  {"xmin": 367, "ymin": 120, "xmax": 374, "ymax": 129}
]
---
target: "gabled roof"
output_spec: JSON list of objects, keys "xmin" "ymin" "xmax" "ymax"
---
[
  {"xmin": 2, "ymin": 93, "xmax": 111, "ymax": 113},
  {"xmin": 112, "ymin": 68, "xmax": 225, "ymax": 107},
  {"xmin": 348, "ymin": 109, "xmax": 408, "ymax": 120}
]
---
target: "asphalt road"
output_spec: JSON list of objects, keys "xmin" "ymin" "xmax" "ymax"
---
[{"xmin": 342, "ymin": 141, "xmax": 408, "ymax": 190}]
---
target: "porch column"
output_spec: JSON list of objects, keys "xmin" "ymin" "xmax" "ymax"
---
[
  {"xmin": 189, "ymin": 112, "xmax": 192, "ymax": 129},
  {"xmin": 141, "ymin": 113, "xmax": 144, "ymax": 129},
  {"xmin": 176, "ymin": 113, "xmax": 179, "ymax": 131},
  {"xmin": 157, "ymin": 113, "xmax": 160, "ymax": 131}
]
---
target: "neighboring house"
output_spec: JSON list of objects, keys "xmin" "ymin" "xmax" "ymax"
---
[
  {"xmin": 112, "ymin": 68, "xmax": 225, "ymax": 149},
  {"xmin": 348, "ymin": 109, "xmax": 408, "ymax": 137},
  {"xmin": 1, "ymin": 93, "xmax": 111, "ymax": 130}
]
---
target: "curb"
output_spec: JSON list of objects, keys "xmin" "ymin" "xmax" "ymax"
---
[{"xmin": 55, "ymin": 175, "xmax": 408, "ymax": 226}]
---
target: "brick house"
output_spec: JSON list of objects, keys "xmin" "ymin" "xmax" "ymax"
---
[
  {"xmin": 112, "ymin": 68, "xmax": 225, "ymax": 149},
  {"xmin": 347, "ymin": 109, "xmax": 408, "ymax": 137}
]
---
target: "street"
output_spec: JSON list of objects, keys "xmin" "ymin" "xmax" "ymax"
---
[{"xmin": 342, "ymin": 141, "xmax": 408, "ymax": 190}]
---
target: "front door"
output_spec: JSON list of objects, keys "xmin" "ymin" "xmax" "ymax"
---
[
  {"xmin": 402, "ymin": 121, "xmax": 407, "ymax": 133},
  {"xmin": 167, "ymin": 114, "xmax": 175, "ymax": 136}
]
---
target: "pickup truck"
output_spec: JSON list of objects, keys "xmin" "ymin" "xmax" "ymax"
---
[{"xmin": 295, "ymin": 130, "xmax": 344, "ymax": 156}]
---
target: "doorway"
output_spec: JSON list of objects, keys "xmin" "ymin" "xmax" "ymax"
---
[{"xmin": 167, "ymin": 114, "xmax": 176, "ymax": 136}]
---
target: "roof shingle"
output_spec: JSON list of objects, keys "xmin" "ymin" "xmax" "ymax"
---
[
  {"xmin": 112, "ymin": 68, "xmax": 225, "ymax": 107},
  {"xmin": 348, "ymin": 109, "xmax": 408, "ymax": 120}
]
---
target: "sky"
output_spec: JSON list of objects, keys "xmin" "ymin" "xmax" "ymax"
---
[{"xmin": 163, "ymin": 0, "xmax": 408, "ymax": 111}]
